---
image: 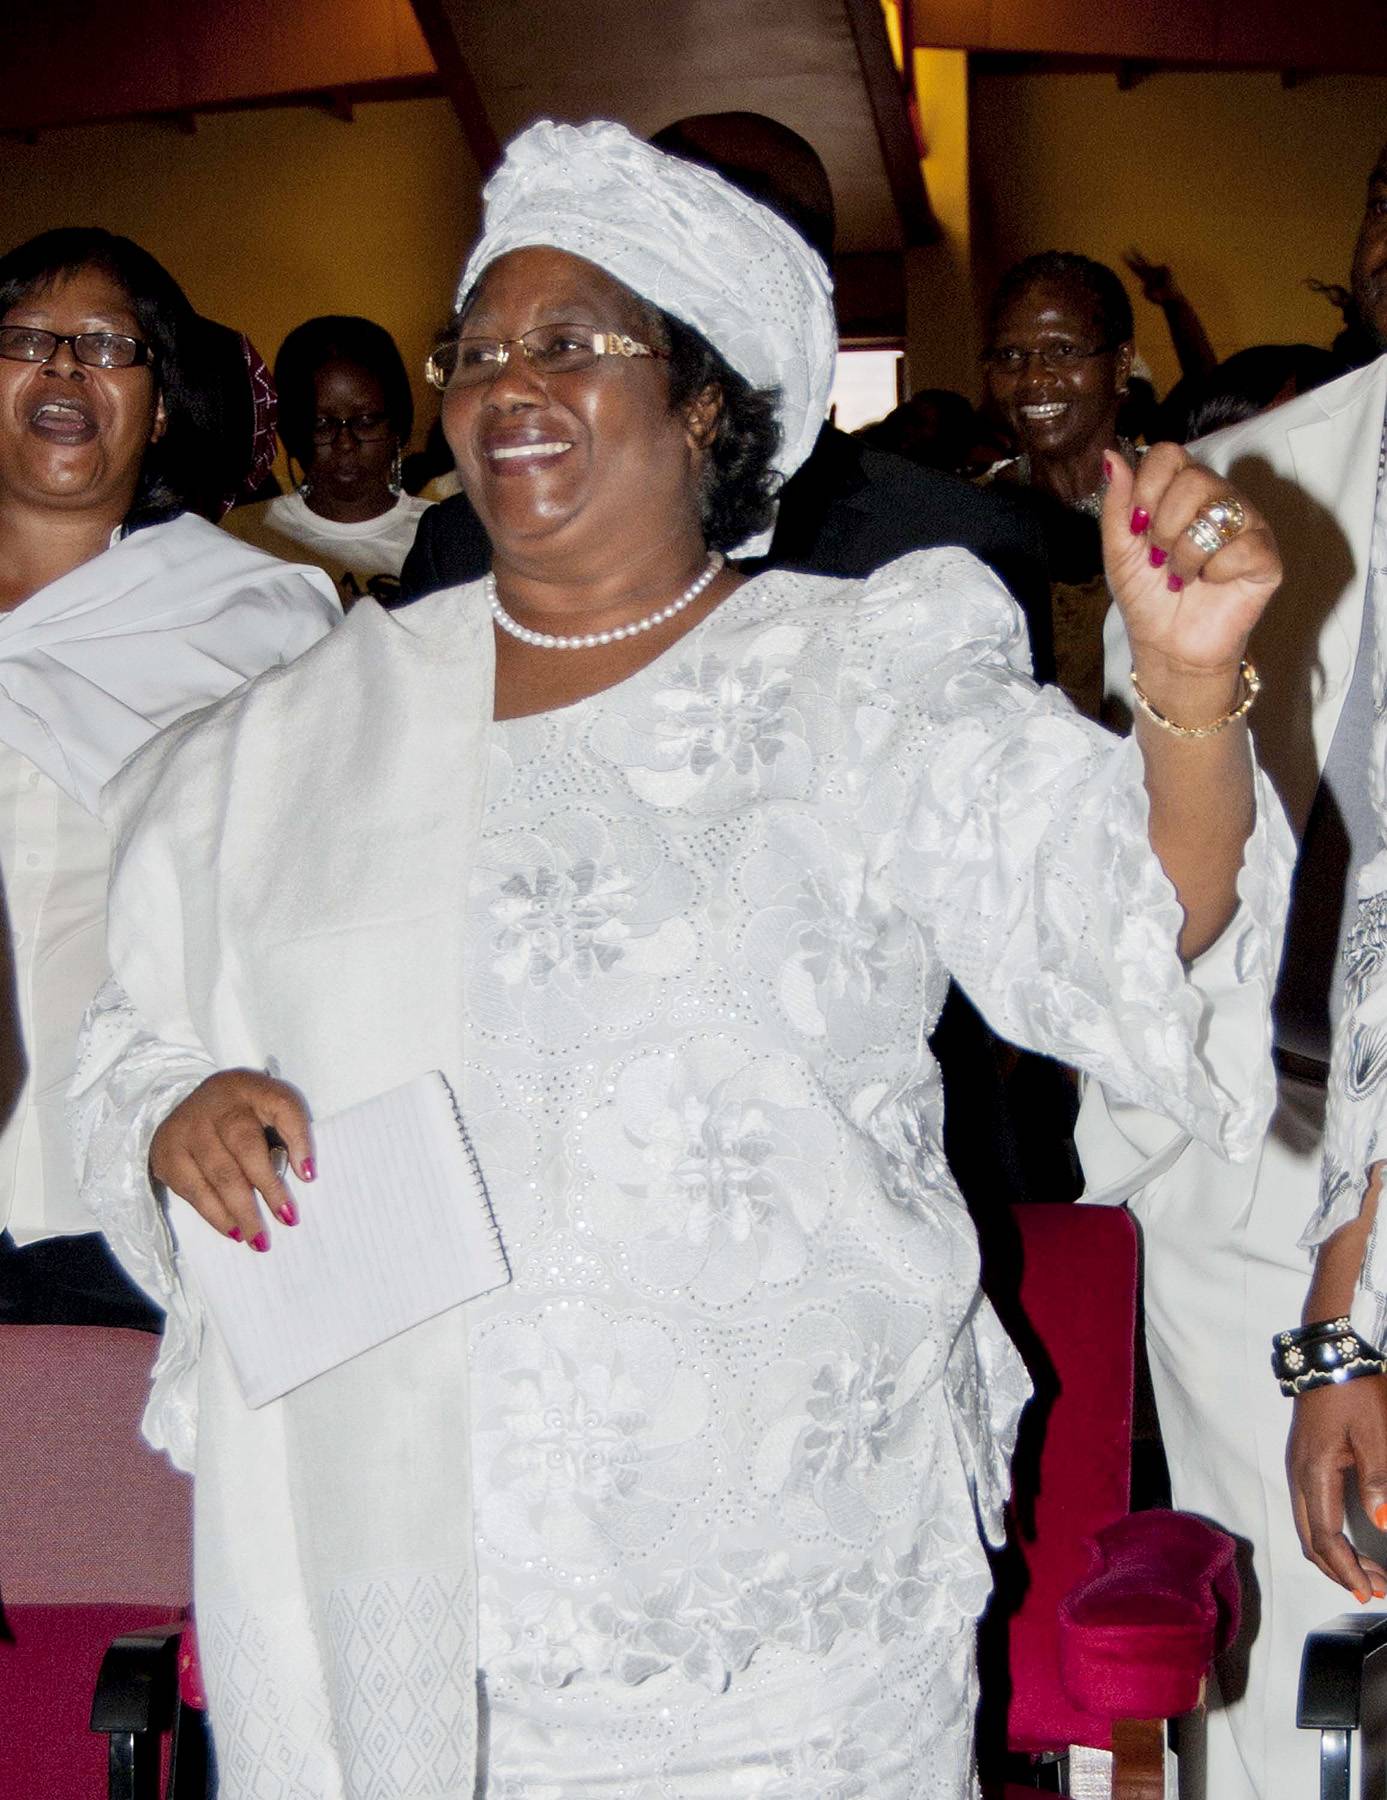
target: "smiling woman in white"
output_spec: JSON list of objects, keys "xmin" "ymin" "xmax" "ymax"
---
[
  {"xmin": 72, "ymin": 123, "xmax": 1291, "ymax": 1797},
  {"xmin": 0, "ymin": 227, "xmax": 337, "ymax": 1328}
]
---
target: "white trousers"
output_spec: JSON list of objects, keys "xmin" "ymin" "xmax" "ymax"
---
[{"xmin": 1130, "ymin": 1075, "xmax": 1387, "ymax": 1800}]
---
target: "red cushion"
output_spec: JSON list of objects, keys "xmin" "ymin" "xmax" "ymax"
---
[
  {"xmin": 1058, "ymin": 1511, "xmax": 1241, "ymax": 1721},
  {"xmin": 0, "ymin": 1602, "xmax": 185, "ymax": 1792}
]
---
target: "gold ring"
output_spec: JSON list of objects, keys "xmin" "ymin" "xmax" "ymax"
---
[{"xmin": 1185, "ymin": 494, "xmax": 1246, "ymax": 558}]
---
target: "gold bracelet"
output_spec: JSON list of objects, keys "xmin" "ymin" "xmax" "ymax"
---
[{"xmin": 1129, "ymin": 659, "xmax": 1261, "ymax": 739}]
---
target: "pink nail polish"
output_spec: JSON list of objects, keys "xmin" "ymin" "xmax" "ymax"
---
[
  {"xmin": 280, "ymin": 1200, "xmax": 299, "ymax": 1228},
  {"xmin": 1130, "ymin": 507, "xmax": 1150, "ymax": 535},
  {"xmin": 302, "ymin": 1157, "xmax": 317, "ymax": 1183},
  {"xmin": 1148, "ymin": 545, "xmax": 1168, "ymax": 569},
  {"xmin": 250, "ymin": 1230, "xmax": 271, "ymax": 1253},
  {"xmin": 227, "ymin": 1227, "xmax": 243, "ymax": 1243},
  {"xmin": 1102, "ymin": 454, "xmax": 1114, "ymax": 482},
  {"xmin": 1167, "ymin": 572, "xmax": 1185, "ymax": 593}
]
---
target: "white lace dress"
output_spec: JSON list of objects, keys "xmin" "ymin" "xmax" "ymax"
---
[
  {"xmin": 459, "ymin": 552, "xmax": 1283, "ymax": 1794},
  {"xmin": 73, "ymin": 552, "xmax": 1288, "ymax": 1799}
]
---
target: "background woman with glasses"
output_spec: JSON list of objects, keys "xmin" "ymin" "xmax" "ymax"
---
[
  {"xmin": 224, "ymin": 313, "xmax": 432, "ymax": 609},
  {"xmin": 980, "ymin": 250, "xmax": 1138, "ymax": 722},
  {"xmin": 0, "ymin": 226, "xmax": 337, "ymax": 1329}
]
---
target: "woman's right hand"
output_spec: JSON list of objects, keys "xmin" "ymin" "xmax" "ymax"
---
[{"xmin": 150, "ymin": 1070, "xmax": 315, "ymax": 1250}]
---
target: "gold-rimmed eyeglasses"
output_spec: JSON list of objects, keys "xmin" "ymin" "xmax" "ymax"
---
[{"xmin": 425, "ymin": 323, "xmax": 667, "ymax": 392}]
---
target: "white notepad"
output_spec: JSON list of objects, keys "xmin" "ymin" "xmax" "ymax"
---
[{"xmin": 170, "ymin": 1071, "xmax": 509, "ymax": 1407}]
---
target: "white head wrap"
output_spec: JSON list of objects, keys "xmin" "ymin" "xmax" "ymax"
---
[{"xmin": 457, "ymin": 119, "xmax": 837, "ymax": 488}]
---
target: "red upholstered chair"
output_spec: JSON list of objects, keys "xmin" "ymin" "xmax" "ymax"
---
[
  {"xmin": 0, "ymin": 1323, "xmax": 206, "ymax": 1798},
  {"xmin": 978, "ymin": 1204, "xmax": 1241, "ymax": 1800}
]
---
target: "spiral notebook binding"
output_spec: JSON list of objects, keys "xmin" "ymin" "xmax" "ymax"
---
[{"xmin": 436, "ymin": 1070, "xmax": 511, "ymax": 1285}]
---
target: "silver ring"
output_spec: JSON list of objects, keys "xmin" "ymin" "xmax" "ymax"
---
[
  {"xmin": 1185, "ymin": 494, "xmax": 1246, "ymax": 558},
  {"xmin": 1185, "ymin": 514, "xmax": 1225, "ymax": 556}
]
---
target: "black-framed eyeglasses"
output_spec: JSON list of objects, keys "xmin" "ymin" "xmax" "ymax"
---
[
  {"xmin": 0, "ymin": 326, "xmax": 154, "ymax": 370},
  {"xmin": 426, "ymin": 323, "xmax": 667, "ymax": 392},
  {"xmin": 310, "ymin": 411, "xmax": 393, "ymax": 445},
  {"xmin": 980, "ymin": 341, "xmax": 1118, "ymax": 374}
]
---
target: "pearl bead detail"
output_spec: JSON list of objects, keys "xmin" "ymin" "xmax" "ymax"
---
[{"xmin": 488, "ymin": 552, "xmax": 724, "ymax": 649}]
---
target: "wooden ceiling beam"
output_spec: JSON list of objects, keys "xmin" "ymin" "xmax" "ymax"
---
[
  {"xmin": 406, "ymin": 0, "xmax": 500, "ymax": 178},
  {"xmin": 842, "ymin": 0, "xmax": 939, "ymax": 247}
]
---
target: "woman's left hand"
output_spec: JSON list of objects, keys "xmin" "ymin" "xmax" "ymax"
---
[{"xmin": 1102, "ymin": 442, "xmax": 1281, "ymax": 688}]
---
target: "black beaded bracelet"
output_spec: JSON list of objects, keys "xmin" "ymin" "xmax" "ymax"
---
[{"xmin": 1271, "ymin": 1317, "xmax": 1387, "ymax": 1397}]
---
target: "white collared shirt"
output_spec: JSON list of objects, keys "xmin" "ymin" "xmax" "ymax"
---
[{"xmin": 0, "ymin": 743, "xmax": 112, "ymax": 1240}]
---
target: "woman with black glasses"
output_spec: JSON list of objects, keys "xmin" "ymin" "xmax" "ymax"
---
[
  {"xmin": 980, "ymin": 251, "xmax": 1138, "ymax": 722},
  {"xmin": 0, "ymin": 227, "xmax": 337, "ymax": 1327},
  {"xmin": 224, "ymin": 314, "xmax": 432, "ymax": 609}
]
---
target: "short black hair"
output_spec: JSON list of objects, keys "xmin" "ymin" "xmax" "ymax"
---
[
  {"xmin": 0, "ymin": 226, "xmax": 241, "ymax": 529},
  {"xmin": 274, "ymin": 315, "xmax": 413, "ymax": 469},
  {"xmin": 987, "ymin": 251, "xmax": 1135, "ymax": 349},
  {"xmin": 650, "ymin": 114, "xmax": 836, "ymax": 264},
  {"xmin": 654, "ymin": 308, "xmax": 782, "ymax": 553},
  {"xmin": 1158, "ymin": 343, "xmax": 1338, "ymax": 444}
]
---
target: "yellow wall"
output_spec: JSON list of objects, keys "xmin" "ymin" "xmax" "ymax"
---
[
  {"xmin": 904, "ymin": 48, "xmax": 979, "ymax": 396},
  {"xmin": 0, "ymin": 96, "xmax": 483, "ymax": 465},
  {"xmin": 8, "ymin": 68, "xmax": 1383, "ymax": 429},
  {"xmin": 969, "ymin": 70, "xmax": 1387, "ymax": 398}
]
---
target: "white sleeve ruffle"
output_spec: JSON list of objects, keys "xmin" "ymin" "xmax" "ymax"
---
[
  {"xmin": 861, "ymin": 551, "xmax": 1294, "ymax": 1163},
  {"xmin": 1314, "ymin": 857, "xmax": 1387, "ymax": 1343},
  {"xmin": 69, "ymin": 976, "xmax": 215, "ymax": 1471}
]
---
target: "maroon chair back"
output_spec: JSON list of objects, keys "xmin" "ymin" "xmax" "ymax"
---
[
  {"xmin": 990, "ymin": 1205, "xmax": 1139, "ymax": 1755},
  {"xmin": 0, "ymin": 1324, "xmax": 192, "ymax": 1795}
]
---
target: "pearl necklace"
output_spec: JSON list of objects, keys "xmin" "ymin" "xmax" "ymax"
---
[{"xmin": 488, "ymin": 552, "xmax": 724, "ymax": 650}]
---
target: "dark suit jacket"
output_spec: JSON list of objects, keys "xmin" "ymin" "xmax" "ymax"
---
[{"xmin": 395, "ymin": 424, "xmax": 1054, "ymax": 681}]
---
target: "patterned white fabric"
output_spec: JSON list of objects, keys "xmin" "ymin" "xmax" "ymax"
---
[
  {"xmin": 456, "ymin": 551, "xmax": 1284, "ymax": 1792},
  {"xmin": 73, "ymin": 553, "xmax": 1288, "ymax": 1796},
  {"xmin": 1314, "ymin": 399, "xmax": 1387, "ymax": 1342},
  {"xmin": 458, "ymin": 120, "xmax": 836, "ymax": 488}
]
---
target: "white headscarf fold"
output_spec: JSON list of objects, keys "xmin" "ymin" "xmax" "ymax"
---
[{"xmin": 458, "ymin": 119, "xmax": 837, "ymax": 489}]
